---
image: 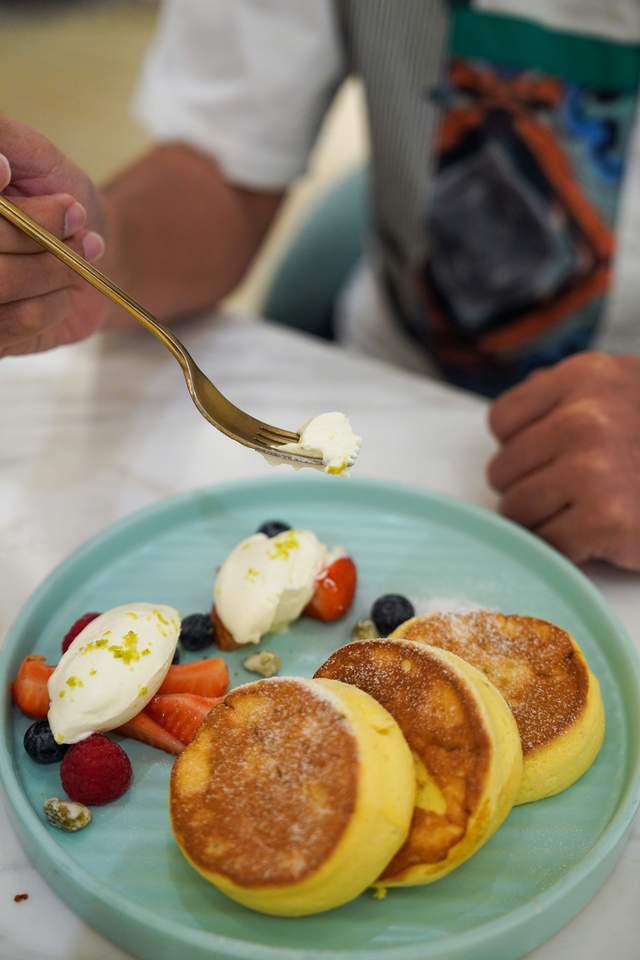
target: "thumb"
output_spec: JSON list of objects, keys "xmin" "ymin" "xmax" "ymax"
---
[
  {"xmin": 0, "ymin": 114, "xmax": 81, "ymax": 197},
  {"xmin": 0, "ymin": 152, "xmax": 10, "ymax": 191}
]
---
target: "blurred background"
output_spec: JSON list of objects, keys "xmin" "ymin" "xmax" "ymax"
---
[{"xmin": 1, "ymin": 0, "xmax": 369, "ymax": 316}]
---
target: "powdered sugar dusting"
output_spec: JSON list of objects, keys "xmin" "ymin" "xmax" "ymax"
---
[
  {"xmin": 396, "ymin": 612, "xmax": 588, "ymax": 752},
  {"xmin": 314, "ymin": 638, "xmax": 493, "ymax": 877},
  {"xmin": 415, "ymin": 596, "xmax": 492, "ymax": 615},
  {"xmin": 171, "ymin": 677, "xmax": 360, "ymax": 887}
]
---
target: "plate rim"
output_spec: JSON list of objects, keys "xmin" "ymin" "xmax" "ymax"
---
[{"xmin": 2, "ymin": 474, "xmax": 640, "ymax": 960}]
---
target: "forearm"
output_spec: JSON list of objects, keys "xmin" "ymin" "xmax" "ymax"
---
[{"xmin": 100, "ymin": 143, "xmax": 283, "ymax": 326}]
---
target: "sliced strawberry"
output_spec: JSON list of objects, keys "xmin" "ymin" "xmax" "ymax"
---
[
  {"xmin": 62, "ymin": 612, "xmax": 101, "ymax": 654},
  {"xmin": 146, "ymin": 693, "xmax": 220, "ymax": 745},
  {"xmin": 305, "ymin": 556, "xmax": 357, "ymax": 622},
  {"xmin": 158, "ymin": 657, "xmax": 229, "ymax": 698},
  {"xmin": 211, "ymin": 607, "xmax": 242, "ymax": 651},
  {"xmin": 116, "ymin": 711, "xmax": 184, "ymax": 756},
  {"xmin": 11, "ymin": 655, "xmax": 55, "ymax": 719}
]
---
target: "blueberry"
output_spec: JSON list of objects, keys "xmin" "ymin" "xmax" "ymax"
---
[
  {"xmin": 172, "ymin": 646, "xmax": 181, "ymax": 665},
  {"xmin": 371, "ymin": 595, "xmax": 415, "ymax": 636},
  {"xmin": 179, "ymin": 613, "xmax": 214, "ymax": 652},
  {"xmin": 257, "ymin": 520, "xmax": 290, "ymax": 538},
  {"xmin": 24, "ymin": 720, "xmax": 68, "ymax": 764}
]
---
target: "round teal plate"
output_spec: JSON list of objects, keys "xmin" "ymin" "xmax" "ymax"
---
[{"xmin": 2, "ymin": 477, "xmax": 640, "ymax": 960}]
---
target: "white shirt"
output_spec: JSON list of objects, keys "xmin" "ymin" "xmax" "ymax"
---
[{"xmin": 134, "ymin": 0, "xmax": 344, "ymax": 189}]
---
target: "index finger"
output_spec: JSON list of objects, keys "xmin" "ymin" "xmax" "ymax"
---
[
  {"xmin": 488, "ymin": 367, "xmax": 562, "ymax": 442},
  {"xmin": 0, "ymin": 193, "xmax": 86, "ymax": 253}
]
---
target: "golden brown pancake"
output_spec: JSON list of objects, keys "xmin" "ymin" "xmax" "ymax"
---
[
  {"xmin": 392, "ymin": 612, "xmax": 605, "ymax": 803},
  {"xmin": 170, "ymin": 676, "xmax": 415, "ymax": 914},
  {"xmin": 315, "ymin": 638, "xmax": 522, "ymax": 886}
]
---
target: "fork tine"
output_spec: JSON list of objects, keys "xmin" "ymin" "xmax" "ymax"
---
[
  {"xmin": 255, "ymin": 425, "xmax": 300, "ymax": 446},
  {"xmin": 254, "ymin": 443, "xmax": 324, "ymax": 467},
  {"xmin": 263, "ymin": 425, "xmax": 300, "ymax": 442}
]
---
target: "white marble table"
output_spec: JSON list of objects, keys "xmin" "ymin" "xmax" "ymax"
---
[{"xmin": 0, "ymin": 315, "xmax": 638, "ymax": 960}]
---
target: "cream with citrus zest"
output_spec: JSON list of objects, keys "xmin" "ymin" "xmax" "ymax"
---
[
  {"xmin": 48, "ymin": 603, "xmax": 180, "ymax": 744},
  {"xmin": 214, "ymin": 530, "xmax": 342, "ymax": 646},
  {"xmin": 266, "ymin": 412, "xmax": 361, "ymax": 475}
]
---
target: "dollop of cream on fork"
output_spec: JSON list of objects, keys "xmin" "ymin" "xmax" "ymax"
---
[{"xmin": 264, "ymin": 412, "xmax": 362, "ymax": 475}]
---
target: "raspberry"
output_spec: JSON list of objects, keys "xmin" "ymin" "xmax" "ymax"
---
[
  {"xmin": 61, "ymin": 734, "xmax": 132, "ymax": 806},
  {"xmin": 62, "ymin": 612, "xmax": 101, "ymax": 654}
]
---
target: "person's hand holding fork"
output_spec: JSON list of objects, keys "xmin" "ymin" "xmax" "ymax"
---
[{"xmin": 0, "ymin": 114, "xmax": 109, "ymax": 357}]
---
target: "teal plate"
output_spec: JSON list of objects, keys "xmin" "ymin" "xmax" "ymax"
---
[{"xmin": 1, "ymin": 477, "xmax": 640, "ymax": 960}]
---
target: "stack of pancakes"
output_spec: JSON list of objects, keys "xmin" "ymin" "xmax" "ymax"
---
[
  {"xmin": 170, "ymin": 612, "xmax": 605, "ymax": 916},
  {"xmin": 390, "ymin": 612, "xmax": 605, "ymax": 805}
]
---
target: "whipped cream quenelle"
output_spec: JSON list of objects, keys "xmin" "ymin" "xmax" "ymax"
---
[
  {"xmin": 214, "ymin": 529, "xmax": 339, "ymax": 646},
  {"xmin": 48, "ymin": 603, "xmax": 180, "ymax": 744},
  {"xmin": 269, "ymin": 412, "xmax": 362, "ymax": 475}
]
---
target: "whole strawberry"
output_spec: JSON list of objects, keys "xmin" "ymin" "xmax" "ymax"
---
[
  {"xmin": 61, "ymin": 734, "xmax": 132, "ymax": 805},
  {"xmin": 62, "ymin": 612, "xmax": 101, "ymax": 655}
]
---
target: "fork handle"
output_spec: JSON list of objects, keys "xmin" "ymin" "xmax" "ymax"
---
[{"xmin": 0, "ymin": 193, "xmax": 191, "ymax": 371}]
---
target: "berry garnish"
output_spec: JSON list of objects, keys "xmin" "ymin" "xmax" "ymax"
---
[
  {"xmin": 11, "ymin": 655, "xmax": 55, "ymax": 719},
  {"xmin": 61, "ymin": 734, "xmax": 132, "ymax": 806},
  {"xmin": 305, "ymin": 557, "xmax": 357, "ymax": 622},
  {"xmin": 172, "ymin": 646, "xmax": 181, "ymax": 665},
  {"xmin": 257, "ymin": 520, "xmax": 290, "ymax": 538},
  {"xmin": 146, "ymin": 692, "xmax": 219, "ymax": 745},
  {"xmin": 117, "ymin": 712, "xmax": 184, "ymax": 756},
  {"xmin": 211, "ymin": 607, "xmax": 242, "ymax": 650},
  {"xmin": 371, "ymin": 595, "xmax": 415, "ymax": 636},
  {"xmin": 179, "ymin": 613, "xmax": 214, "ymax": 651},
  {"xmin": 62, "ymin": 612, "xmax": 101, "ymax": 654},
  {"xmin": 24, "ymin": 719, "xmax": 68, "ymax": 764},
  {"xmin": 158, "ymin": 656, "xmax": 229, "ymax": 698}
]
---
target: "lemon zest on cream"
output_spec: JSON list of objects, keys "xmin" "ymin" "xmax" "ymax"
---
[{"xmin": 268, "ymin": 531, "xmax": 301, "ymax": 561}]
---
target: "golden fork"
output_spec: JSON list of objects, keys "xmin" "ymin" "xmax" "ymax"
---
[{"xmin": 0, "ymin": 193, "xmax": 324, "ymax": 468}]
